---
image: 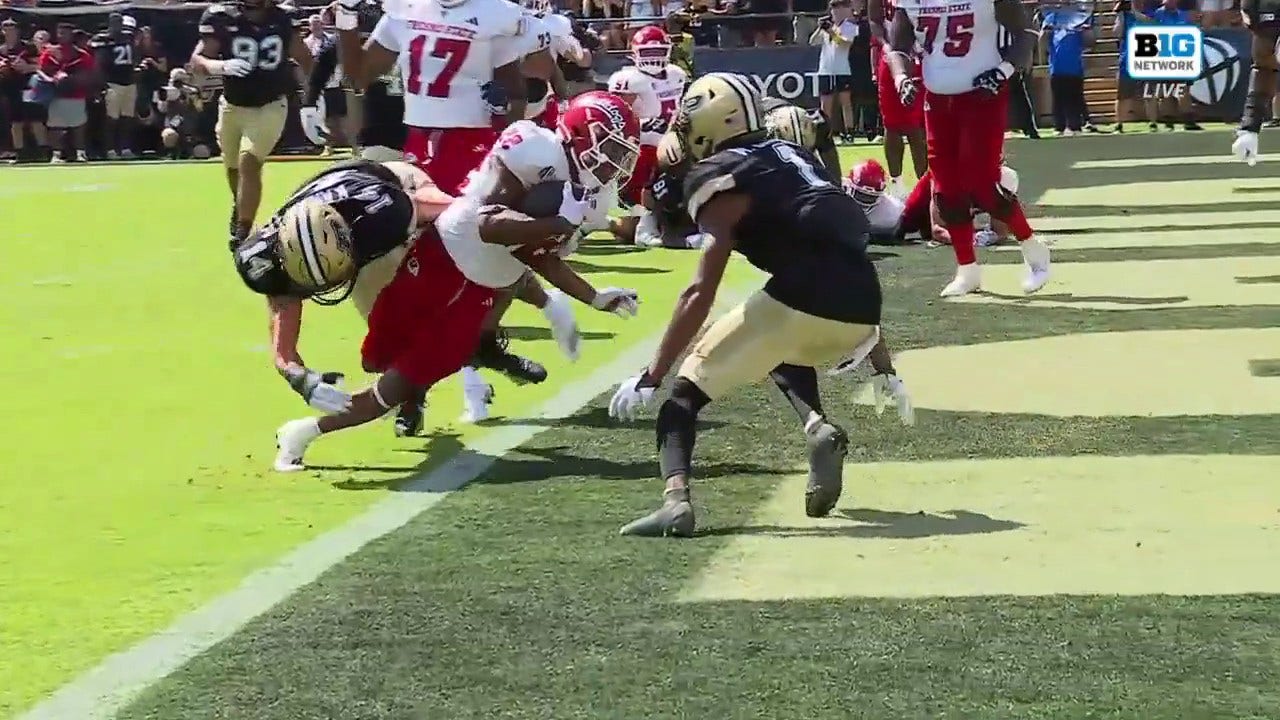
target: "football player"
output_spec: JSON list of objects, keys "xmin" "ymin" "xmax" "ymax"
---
[
  {"xmin": 191, "ymin": 0, "xmax": 314, "ymax": 249},
  {"xmin": 300, "ymin": 0, "xmax": 405, "ymax": 162},
  {"xmin": 845, "ymin": 159, "xmax": 1018, "ymax": 245},
  {"xmin": 868, "ymin": 0, "xmax": 926, "ymax": 196},
  {"xmin": 264, "ymin": 94, "xmax": 643, "ymax": 469},
  {"xmin": 609, "ymin": 74, "xmax": 912, "ymax": 538},
  {"xmin": 760, "ymin": 98, "xmax": 842, "ymax": 182},
  {"xmin": 520, "ymin": 0, "xmax": 587, "ymax": 129},
  {"xmin": 334, "ymin": 0, "xmax": 529, "ymax": 196},
  {"xmin": 885, "ymin": 0, "xmax": 1050, "ymax": 297},
  {"xmin": 89, "ymin": 12, "xmax": 138, "ymax": 160},
  {"xmin": 1232, "ymin": 0, "xmax": 1280, "ymax": 164}
]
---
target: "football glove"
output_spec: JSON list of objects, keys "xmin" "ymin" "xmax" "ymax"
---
[
  {"xmin": 541, "ymin": 289, "xmax": 582, "ymax": 361},
  {"xmin": 641, "ymin": 116, "xmax": 670, "ymax": 135},
  {"xmin": 895, "ymin": 74, "xmax": 918, "ymax": 106},
  {"xmin": 871, "ymin": 372, "xmax": 914, "ymax": 427},
  {"xmin": 973, "ymin": 61, "xmax": 1014, "ymax": 94},
  {"xmin": 481, "ymin": 81, "xmax": 509, "ymax": 116},
  {"xmin": 285, "ymin": 368, "xmax": 352, "ymax": 413},
  {"xmin": 591, "ymin": 287, "xmax": 639, "ymax": 317},
  {"xmin": 219, "ymin": 58, "xmax": 253, "ymax": 77},
  {"xmin": 609, "ymin": 371, "xmax": 659, "ymax": 420},
  {"xmin": 299, "ymin": 104, "xmax": 329, "ymax": 146},
  {"xmin": 1233, "ymin": 130, "xmax": 1260, "ymax": 166}
]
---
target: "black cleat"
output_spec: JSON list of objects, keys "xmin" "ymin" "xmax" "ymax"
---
[
  {"xmin": 620, "ymin": 490, "xmax": 696, "ymax": 538},
  {"xmin": 393, "ymin": 401, "xmax": 424, "ymax": 437},
  {"xmin": 472, "ymin": 330, "xmax": 547, "ymax": 385},
  {"xmin": 804, "ymin": 422, "xmax": 849, "ymax": 518}
]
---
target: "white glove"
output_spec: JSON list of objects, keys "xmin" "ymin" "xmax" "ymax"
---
[
  {"xmin": 591, "ymin": 287, "xmax": 639, "ymax": 317},
  {"xmin": 541, "ymin": 289, "xmax": 581, "ymax": 361},
  {"xmin": 220, "ymin": 58, "xmax": 253, "ymax": 77},
  {"xmin": 608, "ymin": 374, "xmax": 657, "ymax": 420},
  {"xmin": 299, "ymin": 104, "xmax": 330, "ymax": 146},
  {"xmin": 871, "ymin": 373, "xmax": 914, "ymax": 427},
  {"xmin": 308, "ymin": 377, "xmax": 352, "ymax": 414},
  {"xmin": 1233, "ymin": 130, "xmax": 1259, "ymax": 167},
  {"xmin": 557, "ymin": 182, "xmax": 591, "ymax": 226}
]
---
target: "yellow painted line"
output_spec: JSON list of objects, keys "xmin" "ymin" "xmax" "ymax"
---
[
  {"xmin": 951, "ymin": 256, "xmax": 1280, "ymax": 310},
  {"xmin": 1071, "ymin": 155, "xmax": 1280, "ymax": 169},
  {"xmin": 682, "ymin": 455, "xmax": 1280, "ymax": 601},
  {"xmin": 850, "ymin": 328, "xmax": 1280, "ymax": 417}
]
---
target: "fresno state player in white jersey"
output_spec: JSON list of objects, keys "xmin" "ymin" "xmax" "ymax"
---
[
  {"xmin": 520, "ymin": 0, "xmax": 586, "ymax": 128},
  {"xmin": 334, "ymin": 0, "xmax": 529, "ymax": 197},
  {"xmin": 886, "ymin": 0, "xmax": 1050, "ymax": 297},
  {"xmin": 631, "ymin": 26, "xmax": 686, "ymax": 119},
  {"xmin": 439, "ymin": 91, "xmax": 644, "ymax": 419}
]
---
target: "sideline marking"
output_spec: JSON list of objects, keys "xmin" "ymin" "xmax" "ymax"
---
[
  {"xmin": 20, "ymin": 279, "xmax": 756, "ymax": 720},
  {"xmin": 683, "ymin": 455, "xmax": 1280, "ymax": 601},
  {"xmin": 1071, "ymin": 155, "xmax": 1280, "ymax": 169}
]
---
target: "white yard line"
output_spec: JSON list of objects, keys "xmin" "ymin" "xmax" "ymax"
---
[
  {"xmin": 1071, "ymin": 154, "xmax": 1280, "ymax": 169},
  {"xmin": 19, "ymin": 281, "xmax": 754, "ymax": 720}
]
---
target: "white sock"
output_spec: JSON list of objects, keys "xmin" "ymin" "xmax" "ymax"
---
[
  {"xmin": 461, "ymin": 365, "xmax": 485, "ymax": 389},
  {"xmin": 301, "ymin": 416, "xmax": 322, "ymax": 439}
]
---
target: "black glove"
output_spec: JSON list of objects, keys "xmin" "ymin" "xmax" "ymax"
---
[
  {"xmin": 641, "ymin": 116, "xmax": 670, "ymax": 134},
  {"xmin": 972, "ymin": 62, "xmax": 1013, "ymax": 95},
  {"xmin": 481, "ymin": 81, "xmax": 509, "ymax": 115}
]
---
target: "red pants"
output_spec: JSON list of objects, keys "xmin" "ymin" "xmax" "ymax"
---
[
  {"xmin": 620, "ymin": 143, "xmax": 657, "ymax": 206},
  {"xmin": 537, "ymin": 98, "xmax": 560, "ymax": 130},
  {"xmin": 877, "ymin": 60, "xmax": 924, "ymax": 134},
  {"xmin": 404, "ymin": 126, "xmax": 498, "ymax": 197},
  {"xmin": 924, "ymin": 86, "xmax": 1031, "ymax": 263},
  {"xmin": 361, "ymin": 227, "xmax": 496, "ymax": 388},
  {"xmin": 901, "ymin": 169, "xmax": 933, "ymax": 235}
]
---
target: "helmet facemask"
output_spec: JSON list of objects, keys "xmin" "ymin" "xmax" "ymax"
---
[
  {"xmin": 569, "ymin": 120, "xmax": 640, "ymax": 189},
  {"xmin": 634, "ymin": 44, "xmax": 670, "ymax": 73}
]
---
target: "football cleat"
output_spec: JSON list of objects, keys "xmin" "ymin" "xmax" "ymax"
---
[
  {"xmin": 1020, "ymin": 237, "xmax": 1051, "ymax": 294},
  {"xmin": 274, "ymin": 418, "xmax": 321, "ymax": 473},
  {"xmin": 619, "ymin": 489, "xmax": 696, "ymax": 538},
  {"xmin": 804, "ymin": 421, "xmax": 848, "ymax": 518},
  {"xmin": 940, "ymin": 263, "xmax": 982, "ymax": 298},
  {"xmin": 473, "ymin": 330, "xmax": 548, "ymax": 385}
]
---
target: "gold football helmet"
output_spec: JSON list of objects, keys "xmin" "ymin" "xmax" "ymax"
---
[
  {"xmin": 673, "ymin": 72, "xmax": 764, "ymax": 161},
  {"xmin": 764, "ymin": 105, "xmax": 816, "ymax": 150},
  {"xmin": 656, "ymin": 130, "xmax": 687, "ymax": 172},
  {"xmin": 277, "ymin": 198, "xmax": 356, "ymax": 294}
]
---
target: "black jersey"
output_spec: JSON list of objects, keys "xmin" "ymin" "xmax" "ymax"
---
[
  {"xmin": 234, "ymin": 160, "xmax": 416, "ymax": 297},
  {"xmin": 199, "ymin": 2, "xmax": 299, "ymax": 108},
  {"xmin": 305, "ymin": 37, "xmax": 406, "ymax": 150},
  {"xmin": 683, "ymin": 139, "xmax": 880, "ymax": 324},
  {"xmin": 90, "ymin": 31, "xmax": 136, "ymax": 86}
]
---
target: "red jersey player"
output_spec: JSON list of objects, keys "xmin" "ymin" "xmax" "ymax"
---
[
  {"xmin": 885, "ymin": 0, "xmax": 1050, "ymax": 297},
  {"xmin": 335, "ymin": 0, "xmax": 530, "ymax": 196},
  {"xmin": 868, "ymin": 0, "xmax": 926, "ymax": 197}
]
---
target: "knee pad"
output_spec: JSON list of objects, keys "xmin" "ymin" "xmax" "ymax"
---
[
  {"xmin": 935, "ymin": 193, "xmax": 972, "ymax": 226},
  {"xmin": 669, "ymin": 377, "xmax": 711, "ymax": 414}
]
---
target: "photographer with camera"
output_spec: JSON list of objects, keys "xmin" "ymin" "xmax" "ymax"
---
[
  {"xmin": 153, "ymin": 67, "xmax": 209, "ymax": 159},
  {"xmin": 810, "ymin": 0, "xmax": 857, "ymax": 143}
]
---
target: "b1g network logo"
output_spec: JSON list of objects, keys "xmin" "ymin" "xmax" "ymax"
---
[{"xmin": 1126, "ymin": 25, "xmax": 1203, "ymax": 80}]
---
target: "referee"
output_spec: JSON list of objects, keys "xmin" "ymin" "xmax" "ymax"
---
[
  {"xmin": 299, "ymin": 1, "xmax": 405, "ymax": 160},
  {"xmin": 1000, "ymin": 25, "xmax": 1040, "ymax": 139}
]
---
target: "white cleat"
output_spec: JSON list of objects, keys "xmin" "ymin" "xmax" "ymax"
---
[
  {"xmin": 274, "ymin": 418, "xmax": 321, "ymax": 473},
  {"xmin": 940, "ymin": 263, "xmax": 982, "ymax": 297},
  {"xmin": 1020, "ymin": 237, "xmax": 1052, "ymax": 294},
  {"xmin": 460, "ymin": 381, "xmax": 495, "ymax": 423},
  {"xmin": 541, "ymin": 289, "xmax": 581, "ymax": 361}
]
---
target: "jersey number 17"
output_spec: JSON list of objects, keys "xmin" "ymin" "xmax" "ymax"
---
[{"xmin": 406, "ymin": 35, "xmax": 472, "ymax": 98}]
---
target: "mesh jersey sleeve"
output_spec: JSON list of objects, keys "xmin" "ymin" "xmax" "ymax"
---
[{"xmin": 683, "ymin": 150, "xmax": 757, "ymax": 221}]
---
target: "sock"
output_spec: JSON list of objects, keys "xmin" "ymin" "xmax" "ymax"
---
[
  {"xmin": 949, "ymin": 222, "xmax": 977, "ymax": 265},
  {"xmin": 302, "ymin": 416, "xmax": 322, "ymax": 438},
  {"xmin": 769, "ymin": 363, "xmax": 824, "ymax": 423},
  {"xmin": 461, "ymin": 365, "xmax": 485, "ymax": 389},
  {"xmin": 657, "ymin": 378, "xmax": 710, "ymax": 483}
]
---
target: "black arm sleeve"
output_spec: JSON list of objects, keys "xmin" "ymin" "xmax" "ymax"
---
[{"xmin": 303, "ymin": 39, "xmax": 338, "ymax": 107}]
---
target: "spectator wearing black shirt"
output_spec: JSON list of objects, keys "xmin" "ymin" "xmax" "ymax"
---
[
  {"xmin": 1, "ymin": 18, "xmax": 47, "ymax": 161},
  {"xmin": 90, "ymin": 13, "xmax": 138, "ymax": 158},
  {"xmin": 792, "ymin": 0, "xmax": 826, "ymax": 44},
  {"xmin": 133, "ymin": 25, "xmax": 169, "ymax": 142}
]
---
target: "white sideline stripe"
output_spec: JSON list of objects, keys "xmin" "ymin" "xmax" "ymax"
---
[
  {"xmin": 20, "ymin": 282, "xmax": 755, "ymax": 720},
  {"xmin": 1071, "ymin": 154, "xmax": 1280, "ymax": 169}
]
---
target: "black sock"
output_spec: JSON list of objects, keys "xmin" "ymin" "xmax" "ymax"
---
[
  {"xmin": 656, "ymin": 377, "xmax": 710, "ymax": 484},
  {"xmin": 770, "ymin": 363, "xmax": 823, "ymax": 425}
]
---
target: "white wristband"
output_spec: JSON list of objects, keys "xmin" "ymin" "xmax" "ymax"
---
[
  {"xmin": 334, "ymin": 9, "xmax": 358, "ymax": 30},
  {"xmin": 998, "ymin": 61, "xmax": 1015, "ymax": 78}
]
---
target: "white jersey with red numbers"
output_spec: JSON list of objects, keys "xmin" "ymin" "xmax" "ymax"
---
[
  {"xmin": 371, "ymin": 0, "xmax": 527, "ymax": 129},
  {"xmin": 608, "ymin": 66, "xmax": 661, "ymax": 120},
  {"xmin": 641, "ymin": 64, "xmax": 687, "ymax": 120},
  {"xmin": 897, "ymin": 0, "xmax": 1002, "ymax": 95}
]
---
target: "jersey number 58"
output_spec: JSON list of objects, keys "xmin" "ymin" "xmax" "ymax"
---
[{"xmin": 406, "ymin": 35, "xmax": 472, "ymax": 98}]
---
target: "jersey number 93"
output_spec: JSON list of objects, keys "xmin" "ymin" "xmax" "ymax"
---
[{"xmin": 231, "ymin": 35, "xmax": 284, "ymax": 71}]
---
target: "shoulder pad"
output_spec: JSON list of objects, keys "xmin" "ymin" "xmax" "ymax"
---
[
  {"xmin": 494, "ymin": 121, "xmax": 565, "ymax": 187},
  {"xmin": 683, "ymin": 150, "xmax": 752, "ymax": 220}
]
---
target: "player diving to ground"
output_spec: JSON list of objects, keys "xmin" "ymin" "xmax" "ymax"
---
[
  {"xmin": 191, "ymin": 0, "xmax": 314, "ymax": 249},
  {"xmin": 608, "ymin": 73, "xmax": 913, "ymax": 538},
  {"xmin": 300, "ymin": 0, "xmax": 407, "ymax": 162},
  {"xmin": 256, "ymin": 95, "xmax": 643, "ymax": 470},
  {"xmin": 1232, "ymin": 0, "xmax": 1280, "ymax": 164}
]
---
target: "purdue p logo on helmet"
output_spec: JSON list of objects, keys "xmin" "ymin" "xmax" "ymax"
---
[
  {"xmin": 278, "ymin": 198, "xmax": 357, "ymax": 293},
  {"xmin": 764, "ymin": 105, "xmax": 816, "ymax": 150},
  {"xmin": 674, "ymin": 72, "xmax": 764, "ymax": 161}
]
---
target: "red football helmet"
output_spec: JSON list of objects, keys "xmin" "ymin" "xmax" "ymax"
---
[
  {"xmin": 631, "ymin": 26, "xmax": 671, "ymax": 73},
  {"xmin": 845, "ymin": 160, "xmax": 887, "ymax": 207},
  {"xmin": 558, "ymin": 91, "xmax": 642, "ymax": 189}
]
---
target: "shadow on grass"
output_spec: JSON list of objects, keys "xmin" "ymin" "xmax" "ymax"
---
[{"xmin": 701, "ymin": 508, "xmax": 1024, "ymax": 540}]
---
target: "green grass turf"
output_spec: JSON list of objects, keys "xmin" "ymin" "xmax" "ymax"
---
[
  {"xmin": 20, "ymin": 130, "xmax": 1280, "ymax": 719},
  {"xmin": 0, "ymin": 161, "xmax": 761, "ymax": 717}
]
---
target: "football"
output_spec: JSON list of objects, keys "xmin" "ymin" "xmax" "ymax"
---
[{"xmin": 520, "ymin": 180, "xmax": 565, "ymax": 218}]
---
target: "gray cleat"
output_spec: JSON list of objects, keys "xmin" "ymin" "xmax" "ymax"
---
[
  {"xmin": 620, "ymin": 493, "xmax": 696, "ymax": 538},
  {"xmin": 805, "ymin": 422, "xmax": 849, "ymax": 517}
]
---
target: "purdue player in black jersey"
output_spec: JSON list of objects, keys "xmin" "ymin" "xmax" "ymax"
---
[
  {"xmin": 759, "ymin": 95, "xmax": 842, "ymax": 183},
  {"xmin": 1232, "ymin": 0, "xmax": 1280, "ymax": 164},
  {"xmin": 300, "ymin": 0, "xmax": 405, "ymax": 161},
  {"xmin": 612, "ymin": 73, "xmax": 913, "ymax": 538},
  {"xmin": 191, "ymin": 0, "xmax": 313, "ymax": 249},
  {"xmin": 90, "ymin": 13, "xmax": 138, "ymax": 159}
]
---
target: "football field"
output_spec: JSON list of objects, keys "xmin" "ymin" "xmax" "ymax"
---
[{"xmin": 5, "ymin": 129, "xmax": 1280, "ymax": 719}]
